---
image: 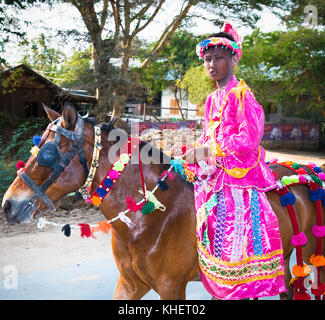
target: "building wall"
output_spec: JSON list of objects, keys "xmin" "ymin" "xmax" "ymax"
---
[{"xmin": 161, "ymin": 86, "xmax": 202, "ymax": 120}]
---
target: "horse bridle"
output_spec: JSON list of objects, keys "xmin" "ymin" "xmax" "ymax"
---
[{"xmin": 18, "ymin": 115, "xmax": 89, "ymax": 220}]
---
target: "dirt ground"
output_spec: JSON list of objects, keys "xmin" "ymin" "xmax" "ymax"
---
[
  {"xmin": 1, "ymin": 148, "xmax": 324, "ymax": 239},
  {"xmin": 0, "ymin": 147, "xmax": 324, "ymax": 294}
]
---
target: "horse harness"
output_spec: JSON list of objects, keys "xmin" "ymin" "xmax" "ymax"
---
[{"xmin": 18, "ymin": 115, "xmax": 89, "ymax": 218}]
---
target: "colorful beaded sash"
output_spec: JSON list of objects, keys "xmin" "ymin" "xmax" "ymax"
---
[{"xmin": 89, "ymin": 137, "xmax": 140, "ymax": 206}]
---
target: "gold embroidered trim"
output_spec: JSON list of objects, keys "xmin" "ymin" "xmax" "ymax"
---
[{"xmin": 197, "ymin": 240, "xmax": 283, "ymax": 267}]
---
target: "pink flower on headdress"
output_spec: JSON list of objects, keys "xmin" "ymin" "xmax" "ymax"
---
[{"xmin": 223, "ymin": 21, "xmax": 242, "ymax": 47}]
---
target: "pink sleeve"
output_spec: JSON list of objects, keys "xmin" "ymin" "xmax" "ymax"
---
[{"xmin": 220, "ymin": 91, "xmax": 264, "ymax": 154}]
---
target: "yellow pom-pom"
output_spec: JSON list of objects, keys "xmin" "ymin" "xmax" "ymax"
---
[
  {"xmin": 113, "ymin": 161, "xmax": 125, "ymax": 172},
  {"xmin": 30, "ymin": 146, "xmax": 39, "ymax": 157},
  {"xmin": 310, "ymin": 254, "xmax": 325, "ymax": 267},
  {"xmin": 119, "ymin": 153, "xmax": 130, "ymax": 164},
  {"xmin": 91, "ymin": 196, "xmax": 102, "ymax": 206}
]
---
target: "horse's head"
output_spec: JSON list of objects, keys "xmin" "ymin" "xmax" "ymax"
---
[{"xmin": 2, "ymin": 103, "xmax": 96, "ymax": 224}]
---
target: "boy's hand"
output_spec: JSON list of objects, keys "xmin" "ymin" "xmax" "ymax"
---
[
  {"xmin": 170, "ymin": 142, "xmax": 192, "ymax": 157},
  {"xmin": 182, "ymin": 145, "xmax": 211, "ymax": 164}
]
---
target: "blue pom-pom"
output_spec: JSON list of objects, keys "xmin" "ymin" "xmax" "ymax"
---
[
  {"xmin": 33, "ymin": 135, "xmax": 42, "ymax": 146},
  {"xmin": 96, "ymin": 187, "xmax": 107, "ymax": 198},
  {"xmin": 310, "ymin": 188, "xmax": 325, "ymax": 202},
  {"xmin": 280, "ymin": 192, "xmax": 296, "ymax": 207},
  {"xmin": 103, "ymin": 178, "xmax": 113, "ymax": 188},
  {"xmin": 313, "ymin": 166, "xmax": 323, "ymax": 173},
  {"xmin": 157, "ymin": 179, "xmax": 169, "ymax": 191}
]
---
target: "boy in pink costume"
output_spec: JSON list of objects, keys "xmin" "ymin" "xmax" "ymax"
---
[{"xmin": 175, "ymin": 22, "xmax": 287, "ymax": 299}]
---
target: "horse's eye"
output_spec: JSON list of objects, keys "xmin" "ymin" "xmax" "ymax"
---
[{"xmin": 36, "ymin": 142, "xmax": 61, "ymax": 169}]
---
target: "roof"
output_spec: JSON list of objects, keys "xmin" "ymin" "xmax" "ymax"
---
[{"xmin": 1, "ymin": 64, "xmax": 97, "ymax": 103}]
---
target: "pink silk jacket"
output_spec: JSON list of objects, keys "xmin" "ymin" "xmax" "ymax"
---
[{"xmin": 192, "ymin": 75, "xmax": 277, "ymax": 193}]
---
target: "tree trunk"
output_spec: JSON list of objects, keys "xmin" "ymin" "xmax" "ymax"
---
[{"xmin": 141, "ymin": 2, "xmax": 193, "ymax": 69}]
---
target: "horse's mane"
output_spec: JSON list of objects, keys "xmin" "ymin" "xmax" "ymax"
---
[{"xmin": 84, "ymin": 116, "xmax": 171, "ymax": 169}]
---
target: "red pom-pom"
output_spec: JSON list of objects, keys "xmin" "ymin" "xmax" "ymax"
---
[
  {"xmin": 181, "ymin": 145, "xmax": 187, "ymax": 155},
  {"xmin": 297, "ymin": 168, "xmax": 307, "ymax": 175},
  {"xmin": 293, "ymin": 292, "xmax": 311, "ymax": 300},
  {"xmin": 16, "ymin": 161, "xmax": 25, "ymax": 171},
  {"xmin": 79, "ymin": 223, "xmax": 95, "ymax": 238},
  {"xmin": 126, "ymin": 196, "xmax": 143, "ymax": 212}
]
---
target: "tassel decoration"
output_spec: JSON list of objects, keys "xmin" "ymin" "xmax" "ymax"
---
[
  {"xmin": 92, "ymin": 221, "xmax": 111, "ymax": 234},
  {"xmin": 16, "ymin": 160, "xmax": 25, "ymax": 171},
  {"xmin": 141, "ymin": 201, "xmax": 155, "ymax": 215},
  {"xmin": 161, "ymin": 170, "xmax": 175, "ymax": 180},
  {"xmin": 157, "ymin": 179, "xmax": 169, "ymax": 191},
  {"xmin": 126, "ymin": 196, "xmax": 143, "ymax": 212},
  {"xmin": 61, "ymin": 224, "xmax": 71, "ymax": 237},
  {"xmin": 79, "ymin": 223, "xmax": 95, "ymax": 238},
  {"xmin": 33, "ymin": 135, "xmax": 42, "ymax": 146}
]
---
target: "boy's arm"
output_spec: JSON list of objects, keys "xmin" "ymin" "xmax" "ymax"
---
[{"xmin": 219, "ymin": 91, "xmax": 264, "ymax": 155}]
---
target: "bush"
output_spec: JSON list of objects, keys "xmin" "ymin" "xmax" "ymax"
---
[{"xmin": 0, "ymin": 117, "xmax": 48, "ymax": 201}]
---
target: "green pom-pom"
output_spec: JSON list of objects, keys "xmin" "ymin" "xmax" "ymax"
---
[
  {"xmin": 311, "ymin": 175, "xmax": 323, "ymax": 187},
  {"xmin": 281, "ymin": 176, "xmax": 291, "ymax": 185},
  {"xmin": 113, "ymin": 161, "xmax": 124, "ymax": 172},
  {"xmin": 292, "ymin": 163, "xmax": 301, "ymax": 170},
  {"xmin": 290, "ymin": 175, "xmax": 300, "ymax": 183},
  {"xmin": 141, "ymin": 201, "xmax": 155, "ymax": 215}
]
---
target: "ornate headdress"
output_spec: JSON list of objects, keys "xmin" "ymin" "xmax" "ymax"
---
[{"xmin": 196, "ymin": 22, "xmax": 242, "ymax": 60}]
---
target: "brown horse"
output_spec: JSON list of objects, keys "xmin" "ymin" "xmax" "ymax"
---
[{"xmin": 2, "ymin": 104, "xmax": 324, "ymax": 300}]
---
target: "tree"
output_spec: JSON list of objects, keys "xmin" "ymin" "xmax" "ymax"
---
[
  {"xmin": 238, "ymin": 28, "xmax": 325, "ymax": 118},
  {"xmin": 56, "ymin": 47, "xmax": 95, "ymax": 94},
  {"xmin": 19, "ymin": 33, "xmax": 66, "ymax": 79},
  {"xmin": 0, "ymin": 0, "xmax": 48, "ymax": 68},
  {"xmin": 136, "ymin": 29, "xmax": 202, "ymax": 118},
  {"xmin": 178, "ymin": 64, "xmax": 215, "ymax": 114},
  {"xmin": 62, "ymin": 0, "xmax": 294, "ymax": 121},
  {"xmin": 181, "ymin": 27, "xmax": 325, "ymax": 120}
]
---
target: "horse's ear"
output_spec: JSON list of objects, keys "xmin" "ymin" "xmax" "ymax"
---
[
  {"xmin": 42, "ymin": 103, "xmax": 61, "ymax": 122},
  {"xmin": 109, "ymin": 116, "xmax": 118, "ymax": 129},
  {"xmin": 62, "ymin": 103, "xmax": 78, "ymax": 130}
]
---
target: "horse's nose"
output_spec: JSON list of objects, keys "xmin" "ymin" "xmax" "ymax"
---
[{"xmin": 3, "ymin": 199, "xmax": 11, "ymax": 215}]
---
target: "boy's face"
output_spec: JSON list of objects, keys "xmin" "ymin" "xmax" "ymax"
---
[{"xmin": 203, "ymin": 46, "xmax": 239, "ymax": 84}]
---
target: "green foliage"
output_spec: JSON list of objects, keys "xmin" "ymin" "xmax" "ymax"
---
[
  {"xmin": 19, "ymin": 33, "xmax": 66, "ymax": 80},
  {"xmin": 135, "ymin": 29, "xmax": 202, "ymax": 102},
  {"xmin": 179, "ymin": 27, "xmax": 325, "ymax": 119},
  {"xmin": 238, "ymin": 28, "xmax": 325, "ymax": 117},
  {"xmin": 56, "ymin": 47, "xmax": 95, "ymax": 94},
  {"xmin": 0, "ymin": 117, "xmax": 48, "ymax": 201},
  {"xmin": 179, "ymin": 64, "xmax": 215, "ymax": 112}
]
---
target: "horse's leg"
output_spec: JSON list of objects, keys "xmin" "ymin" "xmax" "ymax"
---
[
  {"xmin": 157, "ymin": 278, "xmax": 187, "ymax": 300},
  {"xmin": 114, "ymin": 275, "xmax": 151, "ymax": 300},
  {"xmin": 112, "ymin": 235, "xmax": 151, "ymax": 300},
  {"xmin": 280, "ymin": 252, "xmax": 293, "ymax": 300}
]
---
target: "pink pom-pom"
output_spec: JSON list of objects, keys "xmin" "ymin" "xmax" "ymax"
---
[
  {"xmin": 312, "ymin": 225, "xmax": 325, "ymax": 238},
  {"xmin": 308, "ymin": 162, "xmax": 316, "ymax": 168},
  {"xmin": 86, "ymin": 198, "xmax": 93, "ymax": 204},
  {"xmin": 108, "ymin": 169, "xmax": 120, "ymax": 180},
  {"xmin": 16, "ymin": 161, "xmax": 25, "ymax": 171},
  {"xmin": 318, "ymin": 172, "xmax": 325, "ymax": 181},
  {"xmin": 269, "ymin": 158, "xmax": 278, "ymax": 164},
  {"xmin": 299, "ymin": 175, "xmax": 306, "ymax": 183},
  {"xmin": 161, "ymin": 170, "xmax": 175, "ymax": 180},
  {"xmin": 291, "ymin": 232, "xmax": 307, "ymax": 247}
]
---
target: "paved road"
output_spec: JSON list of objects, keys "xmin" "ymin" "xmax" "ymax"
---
[
  {"xmin": 0, "ymin": 229, "xmax": 301, "ymax": 300},
  {"xmin": 0, "ymin": 231, "xmax": 212, "ymax": 300}
]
